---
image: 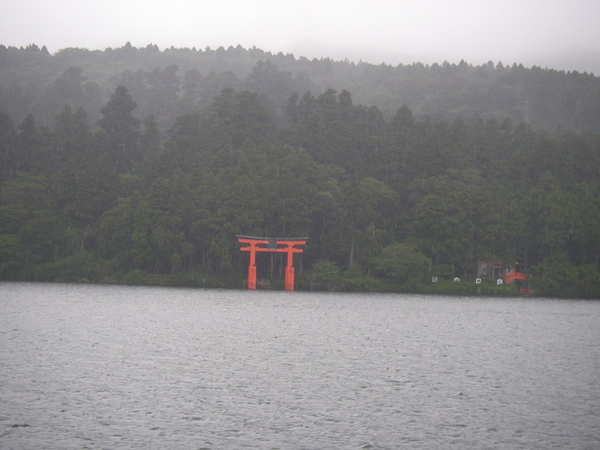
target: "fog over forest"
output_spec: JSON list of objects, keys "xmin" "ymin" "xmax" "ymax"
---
[
  {"xmin": 0, "ymin": 41, "xmax": 599, "ymax": 298},
  {"xmin": 2, "ymin": 0, "xmax": 599, "ymax": 74}
]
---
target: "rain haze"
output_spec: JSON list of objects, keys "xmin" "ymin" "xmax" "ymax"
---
[{"xmin": 1, "ymin": 0, "xmax": 600, "ymax": 73}]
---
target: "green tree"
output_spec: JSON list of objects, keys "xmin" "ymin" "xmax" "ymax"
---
[
  {"xmin": 14, "ymin": 113, "xmax": 52, "ymax": 175},
  {"xmin": 373, "ymin": 242, "xmax": 430, "ymax": 288},
  {"xmin": 0, "ymin": 112, "xmax": 16, "ymax": 179},
  {"xmin": 140, "ymin": 114, "xmax": 161, "ymax": 166},
  {"xmin": 208, "ymin": 89, "xmax": 274, "ymax": 148},
  {"xmin": 53, "ymin": 105, "xmax": 91, "ymax": 164},
  {"xmin": 345, "ymin": 177, "xmax": 397, "ymax": 269},
  {"xmin": 304, "ymin": 259, "xmax": 341, "ymax": 291},
  {"xmin": 38, "ymin": 67, "xmax": 86, "ymax": 122},
  {"xmin": 179, "ymin": 69, "xmax": 203, "ymax": 115},
  {"xmin": 0, "ymin": 173, "xmax": 64, "ymax": 272},
  {"xmin": 146, "ymin": 64, "xmax": 180, "ymax": 123},
  {"xmin": 97, "ymin": 85, "xmax": 141, "ymax": 172}
]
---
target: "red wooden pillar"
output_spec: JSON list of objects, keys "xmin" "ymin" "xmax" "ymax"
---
[
  {"xmin": 284, "ymin": 244, "xmax": 295, "ymax": 291},
  {"xmin": 247, "ymin": 243, "xmax": 257, "ymax": 290}
]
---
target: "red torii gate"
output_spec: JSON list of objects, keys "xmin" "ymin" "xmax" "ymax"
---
[{"xmin": 236, "ymin": 235, "xmax": 308, "ymax": 291}]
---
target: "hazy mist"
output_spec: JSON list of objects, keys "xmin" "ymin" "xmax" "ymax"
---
[{"xmin": 2, "ymin": 0, "xmax": 599, "ymax": 72}]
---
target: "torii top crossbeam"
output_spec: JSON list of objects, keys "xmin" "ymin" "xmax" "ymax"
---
[{"xmin": 236, "ymin": 235, "xmax": 308, "ymax": 290}]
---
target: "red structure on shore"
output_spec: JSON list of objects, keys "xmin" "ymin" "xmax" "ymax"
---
[
  {"xmin": 477, "ymin": 260, "xmax": 532, "ymax": 295},
  {"xmin": 236, "ymin": 235, "xmax": 308, "ymax": 291}
]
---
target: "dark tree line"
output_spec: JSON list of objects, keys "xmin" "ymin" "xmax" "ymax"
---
[{"xmin": 1, "ymin": 44, "xmax": 599, "ymax": 297}]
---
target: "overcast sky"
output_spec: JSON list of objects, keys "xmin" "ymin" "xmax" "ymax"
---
[{"xmin": 2, "ymin": 0, "xmax": 599, "ymax": 73}]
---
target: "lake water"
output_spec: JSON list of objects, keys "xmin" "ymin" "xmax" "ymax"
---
[{"xmin": 1, "ymin": 282, "xmax": 599, "ymax": 449}]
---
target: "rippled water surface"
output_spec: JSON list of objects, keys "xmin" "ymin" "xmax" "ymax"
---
[{"xmin": 1, "ymin": 282, "xmax": 599, "ymax": 449}]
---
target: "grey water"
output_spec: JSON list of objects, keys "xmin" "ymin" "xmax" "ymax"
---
[{"xmin": 1, "ymin": 283, "xmax": 599, "ymax": 449}]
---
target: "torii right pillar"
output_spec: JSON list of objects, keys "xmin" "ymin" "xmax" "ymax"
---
[{"xmin": 284, "ymin": 242, "xmax": 298, "ymax": 291}]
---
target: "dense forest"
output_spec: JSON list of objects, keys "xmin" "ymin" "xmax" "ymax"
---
[{"xmin": 1, "ymin": 43, "xmax": 599, "ymax": 298}]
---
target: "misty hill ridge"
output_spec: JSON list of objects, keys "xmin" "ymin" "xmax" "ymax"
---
[{"xmin": 1, "ymin": 42, "xmax": 599, "ymax": 135}]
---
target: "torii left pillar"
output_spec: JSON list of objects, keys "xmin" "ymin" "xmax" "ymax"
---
[{"xmin": 236, "ymin": 236, "xmax": 308, "ymax": 291}]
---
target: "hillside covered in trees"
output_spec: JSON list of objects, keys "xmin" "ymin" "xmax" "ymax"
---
[{"xmin": 1, "ymin": 43, "xmax": 599, "ymax": 298}]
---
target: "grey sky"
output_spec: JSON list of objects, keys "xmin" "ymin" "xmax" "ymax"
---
[{"xmin": 1, "ymin": 0, "xmax": 599, "ymax": 73}]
